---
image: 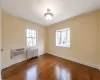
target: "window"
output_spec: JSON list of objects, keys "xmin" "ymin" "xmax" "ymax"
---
[
  {"xmin": 26, "ymin": 29, "xmax": 37, "ymax": 47},
  {"xmin": 56, "ymin": 28, "xmax": 70, "ymax": 47}
]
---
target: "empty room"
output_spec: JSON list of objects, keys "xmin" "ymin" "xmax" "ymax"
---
[{"xmin": 0, "ymin": 0, "xmax": 100, "ymax": 80}]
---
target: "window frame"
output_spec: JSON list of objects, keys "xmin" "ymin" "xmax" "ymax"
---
[
  {"xmin": 56, "ymin": 28, "xmax": 70, "ymax": 48},
  {"xmin": 26, "ymin": 28, "xmax": 37, "ymax": 48}
]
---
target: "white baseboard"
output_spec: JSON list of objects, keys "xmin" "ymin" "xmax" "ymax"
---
[
  {"xmin": 0, "ymin": 72, "xmax": 2, "ymax": 80},
  {"xmin": 2, "ymin": 53, "xmax": 45, "ymax": 70},
  {"xmin": 97, "ymin": 66, "xmax": 100, "ymax": 70},
  {"xmin": 50, "ymin": 53, "xmax": 99, "ymax": 70},
  {"xmin": 0, "ymin": 75, "xmax": 1, "ymax": 80}
]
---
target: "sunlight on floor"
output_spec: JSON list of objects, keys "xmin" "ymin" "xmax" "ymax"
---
[
  {"xmin": 26, "ymin": 65, "xmax": 38, "ymax": 80},
  {"xmin": 55, "ymin": 65, "xmax": 71, "ymax": 80}
]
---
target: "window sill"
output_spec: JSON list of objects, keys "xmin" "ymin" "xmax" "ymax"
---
[
  {"xmin": 26, "ymin": 46, "xmax": 37, "ymax": 49},
  {"xmin": 56, "ymin": 45, "xmax": 70, "ymax": 48}
]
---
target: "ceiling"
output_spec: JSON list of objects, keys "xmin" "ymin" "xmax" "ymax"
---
[{"xmin": 1, "ymin": 0, "xmax": 100, "ymax": 26}]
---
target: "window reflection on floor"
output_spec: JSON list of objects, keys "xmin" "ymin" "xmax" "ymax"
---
[
  {"xmin": 26, "ymin": 65, "xmax": 38, "ymax": 80},
  {"xmin": 55, "ymin": 65, "xmax": 71, "ymax": 80}
]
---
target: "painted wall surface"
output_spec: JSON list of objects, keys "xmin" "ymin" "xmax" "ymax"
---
[
  {"xmin": 98, "ymin": 11, "xmax": 100, "ymax": 68},
  {"xmin": 46, "ymin": 11, "xmax": 100, "ymax": 68},
  {"xmin": 0, "ymin": 6, "xmax": 2, "ymax": 80},
  {"xmin": 2, "ymin": 11, "xmax": 46, "ymax": 69},
  {"xmin": 97, "ymin": 10, "xmax": 100, "ymax": 69}
]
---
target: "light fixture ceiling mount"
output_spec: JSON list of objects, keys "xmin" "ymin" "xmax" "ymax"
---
[{"xmin": 44, "ymin": 8, "xmax": 53, "ymax": 20}]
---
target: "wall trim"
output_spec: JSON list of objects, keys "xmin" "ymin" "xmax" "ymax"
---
[
  {"xmin": 97, "ymin": 66, "xmax": 100, "ymax": 70},
  {"xmin": 47, "ymin": 53, "xmax": 99, "ymax": 70},
  {"xmin": 1, "ymin": 53, "xmax": 45, "ymax": 71},
  {"xmin": 2, "ymin": 52, "xmax": 44, "ymax": 70},
  {"xmin": 2, "ymin": 53, "xmax": 100, "ymax": 71}
]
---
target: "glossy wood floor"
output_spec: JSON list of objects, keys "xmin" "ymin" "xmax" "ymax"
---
[{"xmin": 2, "ymin": 54, "xmax": 100, "ymax": 80}]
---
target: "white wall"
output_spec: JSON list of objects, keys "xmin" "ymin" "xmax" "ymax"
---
[
  {"xmin": 2, "ymin": 11, "xmax": 46, "ymax": 69},
  {"xmin": 46, "ymin": 10, "xmax": 100, "ymax": 69}
]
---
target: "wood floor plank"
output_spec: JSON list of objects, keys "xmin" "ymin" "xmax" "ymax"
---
[{"xmin": 2, "ymin": 53, "xmax": 100, "ymax": 80}]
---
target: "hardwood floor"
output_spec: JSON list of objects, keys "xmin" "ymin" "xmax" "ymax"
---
[{"xmin": 2, "ymin": 53, "xmax": 100, "ymax": 80}]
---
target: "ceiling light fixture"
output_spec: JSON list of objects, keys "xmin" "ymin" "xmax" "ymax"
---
[{"xmin": 44, "ymin": 8, "xmax": 53, "ymax": 20}]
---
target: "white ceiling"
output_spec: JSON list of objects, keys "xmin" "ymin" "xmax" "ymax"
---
[{"xmin": 1, "ymin": 0, "xmax": 100, "ymax": 26}]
